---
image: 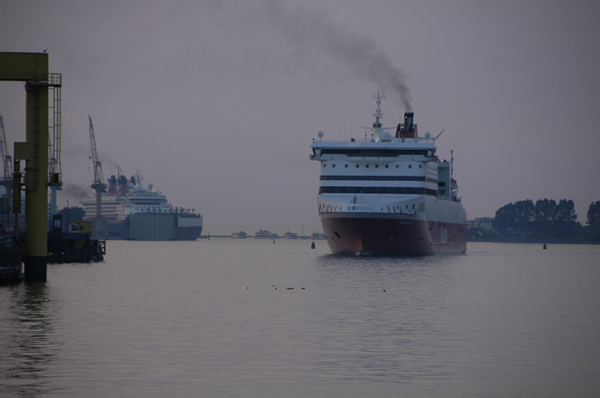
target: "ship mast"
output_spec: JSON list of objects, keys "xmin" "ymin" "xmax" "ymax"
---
[
  {"xmin": 450, "ymin": 149, "xmax": 458, "ymax": 200},
  {"xmin": 373, "ymin": 90, "xmax": 384, "ymax": 127},
  {"xmin": 371, "ymin": 91, "xmax": 385, "ymax": 142},
  {"xmin": 450, "ymin": 149, "xmax": 454, "ymax": 183}
]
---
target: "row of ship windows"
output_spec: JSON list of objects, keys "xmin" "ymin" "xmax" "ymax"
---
[
  {"xmin": 315, "ymin": 149, "xmax": 432, "ymax": 157},
  {"xmin": 321, "ymin": 175, "xmax": 426, "ymax": 181},
  {"xmin": 323, "ymin": 163, "xmax": 423, "ymax": 169},
  {"xmin": 319, "ymin": 203, "xmax": 417, "ymax": 211},
  {"xmin": 319, "ymin": 187, "xmax": 438, "ymax": 195}
]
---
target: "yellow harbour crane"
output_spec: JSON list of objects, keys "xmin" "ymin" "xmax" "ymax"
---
[{"xmin": 0, "ymin": 52, "xmax": 62, "ymax": 281}]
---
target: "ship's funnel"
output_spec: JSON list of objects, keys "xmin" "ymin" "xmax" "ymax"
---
[
  {"xmin": 108, "ymin": 175, "xmax": 117, "ymax": 196},
  {"xmin": 118, "ymin": 175, "xmax": 128, "ymax": 196},
  {"xmin": 396, "ymin": 112, "xmax": 418, "ymax": 139},
  {"xmin": 404, "ymin": 112, "xmax": 414, "ymax": 130}
]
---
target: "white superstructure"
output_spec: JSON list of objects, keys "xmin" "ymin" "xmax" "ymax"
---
[
  {"xmin": 80, "ymin": 172, "xmax": 202, "ymax": 240},
  {"xmin": 310, "ymin": 92, "xmax": 467, "ymax": 255}
]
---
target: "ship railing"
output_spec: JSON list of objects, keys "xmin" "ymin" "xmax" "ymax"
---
[
  {"xmin": 318, "ymin": 204, "xmax": 418, "ymax": 216},
  {"xmin": 437, "ymin": 193, "xmax": 461, "ymax": 203},
  {"xmin": 312, "ymin": 139, "xmax": 371, "ymax": 144},
  {"xmin": 438, "ymin": 193, "xmax": 459, "ymax": 202},
  {"xmin": 385, "ymin": 206, "xmax": 417, "ymax": 216}
]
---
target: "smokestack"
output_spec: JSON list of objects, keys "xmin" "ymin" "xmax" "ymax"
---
[
  {"xmin": 404, "ymin": 112, "xmax": 413, "ymax": 130},
  {"xmin": 107, "ymin": 175, "xmax": 117, "ymax": 196},
  {"xmin": 396, "ymin": 112, "xmax": 417, "ymax": 139},
  {"xmin": 118, "ymin": 175, "xmax": 128, "ymax": 196}
]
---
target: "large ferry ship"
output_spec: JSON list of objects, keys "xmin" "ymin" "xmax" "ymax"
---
[
  {"xmin": 310, "ymin": 92, "xmax": 467, "ymax": 255},
  {"xmin": 80, "ymin": 173, "xmax": 202, "ymax": 240}
]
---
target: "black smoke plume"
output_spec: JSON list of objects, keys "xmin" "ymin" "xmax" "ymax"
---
[
  {"xmin": 265, "ymin": 2, "xmax": 412, "ymax": 111},
  {"xmin": 63, "ymin": 183, "xmax": 90, "ymax": 199}
]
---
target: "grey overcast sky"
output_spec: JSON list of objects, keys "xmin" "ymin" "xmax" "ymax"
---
[{"xmin": 1, "ymin": 0, "xmax": 599, "ymax": 235}]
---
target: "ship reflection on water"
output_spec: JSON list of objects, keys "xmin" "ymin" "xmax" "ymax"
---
[
  {"xmin": 1, "ymin": 283, "xmax": 58, "ymax": 394},
  {"xmin": 1, "ymin": 241, "xmax": 599, "ymax": 395}
]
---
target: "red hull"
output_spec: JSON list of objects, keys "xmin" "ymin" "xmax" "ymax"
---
[{"xmin": 320, "ymin": 214, "xmax": 466, "ymax": 255}]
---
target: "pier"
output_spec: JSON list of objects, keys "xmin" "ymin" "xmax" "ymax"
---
[{"xmin": 0, "ymin": 52, "xmax": 104, "ymax": 283}]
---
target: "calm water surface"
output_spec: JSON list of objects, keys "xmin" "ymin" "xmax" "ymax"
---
[{"xmin": 1, "ymin": 240, "xmax": 599, "ymax": 395}]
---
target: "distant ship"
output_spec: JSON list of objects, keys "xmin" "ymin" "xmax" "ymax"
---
[
  {"xmin": 282, "ymin": 231, "xmax": 298, "ymax": 239},
  {"xmin": 311, "ymin": 232, "xmax": 327, "ymax": 240},
  {"xmin": 254, "ymin": 229, "xmax": 272, "ymax": 239},
  {"xmin": 310, "ymin": 92, "xmax": 467, "ymax": 255},
  {"xmin": 80, "ymin": 173, "xmax": 202, "ymax": 240},
  {"xmin": 231, "ymin": 231, "xmax": 247, "ymax": 239}
]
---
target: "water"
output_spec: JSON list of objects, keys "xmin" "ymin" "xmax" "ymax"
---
[{"xmin": 1, "ymin": 240, "xmax": 600, "ymax": 395}]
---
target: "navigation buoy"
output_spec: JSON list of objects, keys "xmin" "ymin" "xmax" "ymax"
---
[{"xmin": 311, "ymin": 242, "xmax": 316, "ymax": 249}]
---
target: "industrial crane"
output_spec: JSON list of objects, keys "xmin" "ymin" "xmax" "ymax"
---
[
  {"xmin": 88, "ymin": 115, "xmax": 106, "ymax": 235},
  {"xmin": 0, "ymin": 113, "xmax": 12, "ymax": 180},
  {"xmin": 0, "ymin": 113, "xmax": 13, "ymax": 217}
]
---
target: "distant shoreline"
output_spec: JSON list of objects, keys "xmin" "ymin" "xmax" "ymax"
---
[
  {"xmin": 467, "ymin": 237, "xmax": 598, "ymax": 244},
  {"xmin": 202, "ymin": 235, "xmax": 599, "ymax": 244}
]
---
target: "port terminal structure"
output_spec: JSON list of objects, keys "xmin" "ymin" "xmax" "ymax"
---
[{"xmin": 0, "ymin": 52, "xmax": 62, "ymax": 282}]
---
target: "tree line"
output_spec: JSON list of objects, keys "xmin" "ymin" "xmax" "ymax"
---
[{"xmin": 470, "ymin": 199, "xmax": 600, "ymax": 242}]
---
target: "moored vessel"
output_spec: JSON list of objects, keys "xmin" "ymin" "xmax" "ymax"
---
[
  {"xmin": 80, "ymin": 173, "xmax": 202, "ymax": 240},
  {"xmin": 310, "ymin": 92, "xmax": 467, "ymax": 255}
]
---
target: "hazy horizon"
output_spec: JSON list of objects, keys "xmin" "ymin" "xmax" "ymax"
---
[{"xmin": 1, "ymin": 0, "xmax": 599, "ymax": 235}]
